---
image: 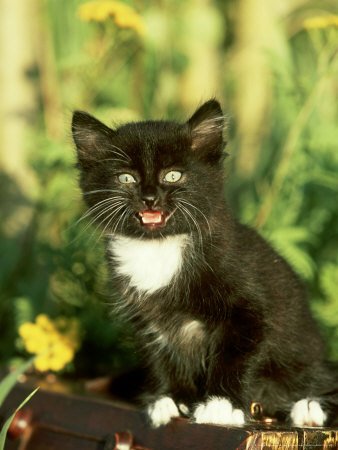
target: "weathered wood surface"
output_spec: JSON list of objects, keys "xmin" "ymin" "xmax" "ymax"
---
[{"xmin": 1, "ymin": 383, "xmax": 338, "ymax": 449}]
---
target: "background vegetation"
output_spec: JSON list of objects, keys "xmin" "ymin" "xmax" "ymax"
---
[{"xmin": 0, "ymin": 0, "xmax": 337, "ymax": 381}]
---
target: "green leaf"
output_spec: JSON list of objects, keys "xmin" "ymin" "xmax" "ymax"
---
[
  {"xmin": 320, "ymin": 263, "xmax": 338, "ymax": 301},
  {"xmin": 263, "ymin": 226, "xmax": 316, "ymax": 279},
  {"xmin": 266, "ymin": 226, "xmax": 313, "ymax": 244},
  {"xmin": 0, "ymin": 357, "xmax": 35, "ymax": 408},
  {"xmin": 0, "ymin": 387, "xmax": 39, "ymax": 450}
]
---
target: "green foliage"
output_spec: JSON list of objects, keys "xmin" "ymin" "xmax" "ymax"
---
[
  {"xmin": 0, "ymin": 0, "xmax": 337, "ymax": 378},
  {"xmin": 263, "ymin": 227, "xmax": 316, "ymax": 281},
  {"xmin": 313, "ymin": 262, "xmax": 338, "ymax": 360},
  {"xmin": 0, "ymin": 358, "xmax": 37, "ymax": 449},
  {"xmin": 0, "ymin": 359, "xmax": 35, "ymax": 408},
  {"xmin": 0, "ymin": 387, "xmax": 38, "ymax": 450}
]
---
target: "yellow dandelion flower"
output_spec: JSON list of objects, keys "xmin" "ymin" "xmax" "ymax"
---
[
  {"xmin": 34, "ymin": 355, "xmax": 52, "ymax": 372},
  {"xmin": 49, "ymin": 343, "xmax": 74, "ymax": 371},
  {"xmin": 19, "ymin": 322, "xmax": 47, "ymax": 354},
  {"xmin": 114, "ymin": 10, "xmax": 145, "ymax": 35},
  {"xmin": 19, "ymin": 315, "xmax": 82, "ymax": 372},
  {"xmin": 19, "ymin": 322, "xmax": 38, "ymax": 340},
  {"xmin": 48, "ymin": 357, "xmax": 67, "ymax": 372},
  {"xmin": 36, "ymin": 314, "xmax": 57, "ymax": 332},
  {"xmin": 77, "ymin": 0, "xmax": 145, "ymax": 35},
  {"xmin": 303, "ymin": 15, "xmax": 338, "ymax": 30},
  {"xmin": 78, "ymin": 0, "xmax": 133, "ymax": 21}
]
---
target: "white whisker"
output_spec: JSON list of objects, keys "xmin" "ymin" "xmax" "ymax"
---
[
  {"xmin": 111, "ymin": 206, "xmax": 132, "ymax": 235},
  {"xmin": 105, "ymin": 143, "xmax": 132, "ymax": 163},
  {"xmin": 88, "ymin": 203, "xmax": 127, "ymax": 243},
  {"xmin": 100, "ymin": 158, "xmax": 131, "ymax": 165},
  {"xmin": 83, "ymin": 189, "xmax": 126, "ymax": 196},
  {"xmin": 76, "ymin": 197, "xmax": 124, "ymax": 226},
  {"xmin": 176, "ymin": 198, "xmax": 212, "ymax": 237},
  {"xmin": 99, "ymin": 203, "xmax": 128, "ymax": 238},
  {"xmin": 89, "ymin": 201, "xmax": 125, "ymax": 230},
  {"xmin": 177, "ymin": 201, "xmax": 204, "ymax": 250},
  {"xmin": 176, "ymin": 204, "xmax": 193, "ymax": 234}
]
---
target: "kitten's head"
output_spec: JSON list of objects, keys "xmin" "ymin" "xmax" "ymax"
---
[{"xmin": 72, "ymin": 99, "xmax": 227, "ymax": 239}]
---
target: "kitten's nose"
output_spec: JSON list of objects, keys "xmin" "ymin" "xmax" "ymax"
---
[{"xmin": 142, "ymin": 190, "xmax": 158, "ymax": 208}]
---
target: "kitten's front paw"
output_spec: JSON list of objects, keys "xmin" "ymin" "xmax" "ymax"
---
[
  {"xmin": 193, "ymin": 396, "xmax": 245, "ymax": 426},
  {"xmin": 147, "ymin": 396, "xmax": 179, "ymax": 427},
  {"xmin": 290, "ymin": 399, "xmax": 327, "ymax": 427}
]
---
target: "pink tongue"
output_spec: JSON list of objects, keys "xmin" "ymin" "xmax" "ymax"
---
[{"xmin": 141, "ymin": 211, "xmax": 163, "ymax": 225}]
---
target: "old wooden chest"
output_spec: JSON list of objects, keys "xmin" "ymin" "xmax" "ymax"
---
[{"xmin": 1, "ymin": 383, "xmax": 338, "ymax": 449}]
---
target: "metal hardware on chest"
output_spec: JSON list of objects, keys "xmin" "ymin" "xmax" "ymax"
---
[
  {"xmin": 104, "ymin": 430, "xmax": 149, "ymax": 450},
  {"xmin": 8, "ymin": 408, "xmax": 33, "ymax": 439},
  {"xmin": 250, "ymin": 401, "xmax": 277, "ymax": 424}
]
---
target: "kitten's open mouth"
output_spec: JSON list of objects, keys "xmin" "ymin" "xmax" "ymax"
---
[{"xmin": 137, "ymin": 209, "xmax": 175, "ymax": 228}]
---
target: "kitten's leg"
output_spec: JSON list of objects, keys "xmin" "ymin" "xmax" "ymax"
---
[
  {"xmin": 290, "ymin": 398, "xmax": 327, "ymax": 427},
  {"xmin": 147, "ymin": 396, "xmax": 180, "ymax": 427},
  {"xmin": 193, "ymin": 396, "xmax": 245, "ymax": 426}
]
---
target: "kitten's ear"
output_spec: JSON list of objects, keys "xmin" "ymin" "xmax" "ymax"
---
[
  {"xmin": 187, "ymin": 99, "xmax": 225, "ymax": 159},
  {"xmin": 72, "ymin": 111, "xmax": 114, "ymax": 166}
]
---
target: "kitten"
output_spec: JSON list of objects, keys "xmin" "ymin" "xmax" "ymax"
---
[{"xmin": 72, "ymin": 100, "xmax": 338, "ymax": 427}]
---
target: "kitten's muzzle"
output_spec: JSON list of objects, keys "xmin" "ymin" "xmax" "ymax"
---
[
  {"xmin": 136, "ymin": 208, "xmax": 176, "ymax": 228},
  {"xmin": 142, "ymin": 191, "xmax": 158, "ymax": 209},
  {"xmin": 137, "ymin": 210, "xmax": 165, "ymax": 227}
]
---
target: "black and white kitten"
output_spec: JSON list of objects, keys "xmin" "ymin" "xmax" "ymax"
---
[{"xmin": 72, "ymin": 100, "xmax": 338, "ymax": 427}]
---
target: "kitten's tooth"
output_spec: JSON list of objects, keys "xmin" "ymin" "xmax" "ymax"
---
[{"xmin": 140, "ymin": 211, "xmax": 164, "ymax": 225}]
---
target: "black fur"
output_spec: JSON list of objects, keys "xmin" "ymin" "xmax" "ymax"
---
[{"xmin": 72, "ymin": 100, "xmax": 338, "ymax": 425}]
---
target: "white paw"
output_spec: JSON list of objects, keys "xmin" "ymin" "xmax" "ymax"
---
[
  {"xmin": 290, "ymin": 399, "xmax": 327, "ymax": 427},
  {"xmin": 147, "ymin": 396, "xmax": 179, "ymax": 427},
  {"xmin": 193, "ymin": 396, "xmax": 245, "ymax": 426}
]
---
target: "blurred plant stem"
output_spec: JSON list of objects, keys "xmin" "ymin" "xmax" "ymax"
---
[
  {"xmin": 0, "ymin": 0, "xmax": 37, "ymax": 190},
  {"xmin": 72, "ymin": 24, "xmax": 144, "ymax": 112},
  {"xmin": 255, "ymin": 73, "xmax": 329, "ymax": 230},
  {"xmin": 232, "ymin": 0, "xmax": 274, "ymax": 178},
  {"xmin": 35, "ymin": 0, "xmax": 64, "ymax": 140},
  {"xmin": 179, "ymin": 0, "xmax": 224, "ymax": 110},
  {"xmin": 131, "ymin": 42, "xmax": 145, "ymax": 114}
]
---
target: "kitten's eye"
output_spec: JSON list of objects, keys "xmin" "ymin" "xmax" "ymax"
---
[
  {"xmin": 164, "ymin": 171, "xmax": 182, "ymax": 183},
  {"xmin": 118, "ymin": 173, "xmax": 136, "ymax": 184}
]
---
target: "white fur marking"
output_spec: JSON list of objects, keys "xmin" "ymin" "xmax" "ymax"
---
[
  {"xmin": 290, "ymin": 399, "xmax": 327, "ymax": 427},
  {"xmin": 193, "ymin": 396, "xmax": 245, "ymax": 426},
  {"xmin": 154, "ymin": 333, "xmax": 166, "ymax": 345},
  {"xmin": 180, "ymin": 320, "xmax": 204, "ymax": 340},
  {"xmin": 148, "ymin": 396, "xmax": 179, "ymax": 427},
  {"xmin": 109, "ymin": 234, "xmax": 189, "ymax": 294}
]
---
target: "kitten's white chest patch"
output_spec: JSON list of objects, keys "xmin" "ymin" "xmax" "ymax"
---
[{"xmin": 109, "ymin": 234, "xmax": 189, "ymax": 294}]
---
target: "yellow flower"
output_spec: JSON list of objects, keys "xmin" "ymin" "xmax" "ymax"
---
[
  {"xmin": 303, "ymin": 15, "xmax": 338, "ymax": 30},
  {"xmin": 78, "ymin": 1, "xmax": 146, "ymax": 35},
  {"xmin": 114, "ymin": 10, "xmax": 145, "ymax": 35},
  {"xmin": 19, "ymin": 314, "xmax": 82, "ymax": 372}
]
